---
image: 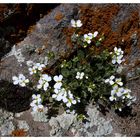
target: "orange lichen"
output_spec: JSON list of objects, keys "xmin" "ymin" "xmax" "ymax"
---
[
  {"xmin": 63, "ymin": 4, "xmax": 140, "ymax": 61},
  {"xmin": 54, "ymin": 11, "xmax": 64, "ymax": 21},
  {"xmin": 11, "ymin": 129, "xmax": 27, "ymax": 137}
]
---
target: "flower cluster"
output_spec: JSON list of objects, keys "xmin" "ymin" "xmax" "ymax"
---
[
  {"xmin": 105, "ymin": 76, "xmax": 123, "ymax": 86},
  {"xmin": 28, "ymin": 62, "xmax": 45, "ymax": 75},
  {"xmin": 76, "ymin": 72, "xmax": 85, "ymax": 79},
  {"xmin": 30, "ymin": 94, "xmax": 44, "ymax": 112},
  {"xmin": 71, "ymin": 19, "xmax": 82, "ymax": 28},
  {"xmin": 11, "ymin": 19, "xmax": 136, "ymax": 116},
  {"xmin": 52, "ymin": 88, "xmax": 79, "ymax": 108},
  {"xmin": 12, "ymin": 74, "xmax": 29, "ymax": 87},
  {"xmin": 111, "ymin": 47, "xmax": 124, "ymax": 65},
  {"xmin": 37, "ymin": 74, "xmax": 52, "ymax": 91},
  {"xmin": 105, "ymin": 75, "xmax": 136, "ymax": 111}
]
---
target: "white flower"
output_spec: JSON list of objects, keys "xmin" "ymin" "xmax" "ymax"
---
[
  {"xmin": 12, "ymin": 76, "xmax": 20, "ymax": 85},
  {"xmin": 52, "ymin": 88, "xmax": 78, "ymax": 108},
  {"xmin": 35, "ymin": 63, "xmax": 45, "ymax": 71},
  {"xmin": 43, "ymin": 82, "xmax": 49, "ymax": 91},
  {"xmin": 105, "ymin": 75, "xmax": 115, "ymax": 85},
  {"xmin": 84, "ymin": 34, "xmax": 92, "ymax": 44},
  {"xmin": 76, "ymin": 72, "xmax": 85, "ymax": 79},
  {"xmin": 42, "ymin": 74, "xmax": 52, "ymax": 82},
  {"xmin": 116, "ymin": 87, "xmax": 124, "ymax": 97},
  {"xmin": 71, "ymin": 19, "xmax": 82, "ymax": 28},
  {"xmin": 115, "ymin": 78, "xmax": 123, "ymax": 86},
  {"xmin": 112, "ymin": 55, "xmax": 123, "ymax": 64},
  {"xmin": 88, "ymin": 33, "xmax": 93, "ymax": 38},
  {"xmin": 109, "ymin": 95, "xmax": 116, "ymax": 101},
  {"xmin": 114, "ymin": 47, "xmax": 124, "ymax": 56},
  {"xmin": 54, "ymin": 82, "xmax": 62, "ymax": 89},
  {"xmin": 53, "ymin": 75, "xmax": 63, "ymax": 89},
  {"xmin": 37, "ymin": 74, "xmax": 51, "ymax": 91},
  {"xmin": 31, "ymin": 104, "xmax": 44, "ymax": 112},
  {"xmin": 29, "ymin": 66, "xmax": 37, "ymax": 75},
  {"xmin": 112, "ymin": 47, "xmax": 124, "ymax": 65},
  {"xmin": 30, "ymin": 94, "xmax": 44, "ymax": 112},
  {"xmin": 93, "ymin": 31, "xmax": 98, "ymax": 37},
  {"xmin": 12, "ymin": 74, "xmax": 29, "ymax": 87}
]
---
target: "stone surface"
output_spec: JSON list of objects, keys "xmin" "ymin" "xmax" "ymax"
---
[
  {"xmin": 0, "ymin": 4, "xmax": 78, "ymax": 112},
  {"xmin": 17, "ymin": 120, "xmax": 30, "ymax": 131},
  {"xmin": 1, "ymin": 3, "xmax": 140, "ymax": 137}
]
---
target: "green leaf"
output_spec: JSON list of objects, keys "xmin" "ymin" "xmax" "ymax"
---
[
  {"xmin": 77, "ymin": 50, "xmax": 85, "ymax": 59},
  {"xmin": 61, "ymin": 68, "xmax": 70, "ymax": 77}
]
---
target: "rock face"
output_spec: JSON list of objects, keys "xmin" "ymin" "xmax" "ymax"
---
[
  {"xmin": 0, "ymin": 4, "xmax": 59, "ymax": 58},
  {"xmin": 0, "ymin": 4, "xmax": 78, "ymax": 112},
  {"xmin": 1, "ymin": 3, "xmax": 140, "ymax": 112},
  {"xmin": 1, "ymin": 3, "xmax": 140, "ymax": 137}
]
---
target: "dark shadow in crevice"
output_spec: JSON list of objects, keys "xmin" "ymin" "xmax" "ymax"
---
[{"xmin": 0, "ymin": 80, "xmax": 33, "ymax": 113}]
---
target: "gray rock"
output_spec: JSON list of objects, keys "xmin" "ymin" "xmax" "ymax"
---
[
  {"xmin": 0, "ymin": 4, "xmax": 78, "ymax": 112},
  {"xmin": 31, "ymin": 108, "xmax": 48, "ymax": 122},
  {"xmin": 0, "ymin": 121, "xmax": 15, "ymax": 136},
  {"xmin": 17, "ymin": 120, "xmax": 30, "ymax": 131},
  {"xmin": 0, "ymin": 4, "xmax": 78, "ymax": 83},
  {"xmin": 49, "ymin": 112, "xmax": 77, "ymax": 136}
]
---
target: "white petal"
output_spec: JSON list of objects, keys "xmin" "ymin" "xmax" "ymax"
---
[
  {"xmin": 71, "ymin": 19, "xmax": 76, "ymax": 27},
  {"xmin": 93, "ymin": 31, "xmax": 98, "ymax": 37},
  {"xmin": 38, "ymin": 104, "xmax": 43, "ymax": 109},
  {"xmin": 81, "ymin": 72, "xmax": 84, "ymax": 77},
  {"xmin": 72, "ymin": 100, "xmax": 76, "ymax": 104},
  {"xmin": 19, "ymin": 74, "xmax": 25, "ymax": 80},
  {"xmin": 54, "ymin": 83, "xmax": 62, "ymax": 89},
  {"xmin": 20, "ymin": 82, "xmax": 26, "ymax": 87},
  {"xmin": 112, "ymin": 59, "xmax": 116, "ymax": 64},
  {"xmin": 37, "ymin": 84, "xmax": 42, "ymax": 89},
  {"xmin": 76, "ymin": 76, "xmax": 79, "ymax": 79},
  {"xmin": 111, "ymin": 90, "xmax": 116, "ymax": 96},
  {"xmin": 63, "ymin": 97, "xmax": 68, "ymax": 103},
  {"xmin": 52, "ymin": 94, "xmax": 57, "ymax": 98},
  {"xmin": 66, "ymin": 102, "xmax": 71, "ymax": 107},
  {"xmin": 30, "ymin": 102, "xmax": 36, "ymax": 107},
  {"xmin": 25, "ymin": 79, "xmax": 29, "ymax": 83},
  {"xmin": 76, "ymin": 20, "xmax": 82, "ymax": 27},
  {"xmin": 109, "ymin": 80, "xmax": 114, "ymax": 85},
  {"xmin": 13, "ymin": 80, "xmax": 19, "ymax": 85},
  {"xmin": 88, "ymin": 33, "xmax": 93, "ymax": 37},
  {"xmin": 12, "ymin": 76, "xmax": 18, "ymax": 81},
  {"xmin": 87, "ymin": 40, "xmax": 91, "ymax": 44},
  {"xmin": 117, "ymin": 59, "xmax": 122, "ymax": 64},
  {"xmin": 32, "ymin": 106, "xmax": 38, "ymax": 112},
  {"xmin": 109, "ymin": 96, "xmax": 114, "ymax": 101},
  {"xmin": 114, "ymin": 47, "xmax": 117, "ymax": 52},
  {"xmin": 116, "ymin": 91, "xmax": 122, "ymax": 97},
  {"xmin": 54, "ymin": 88, "xmax": 59, "ymax": 94},
  {"xmin": 110, "ymin": 76, "xmax": 115, "ymax": 80},
  {"xmin": 59, "ymin": 75, "xmax": 63, "ymax": 81},
  {"xmin": 43, "ymin": 83, "xmax": 49, "ymax": 91},
  {"xmin": 118, "ymin": 82, "xmax": 123, "ymax": 86},
  {"xmin": 54, "ymin": 76, "xmax": 59, "ymax": 82},
  {"xmin": 105, "ymin": 79, "xmax": 109, "ymax": 83},
  {"xmin": 32, "ymin": 94, "xmax": 37, "ymax": 99},
  {"xmin": 84, "ymin": 34, "xmax": 88, "ymax": 38},
  {"xmin": 56, "ymin": 95, "xmax": 62, "ymax": 101}
]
